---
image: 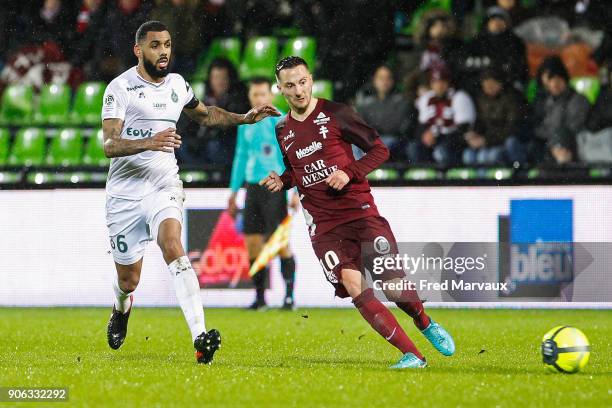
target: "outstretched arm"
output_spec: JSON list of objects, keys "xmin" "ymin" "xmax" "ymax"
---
[
  {"xmin": 102, "ymin": 119, "xmax": 181, "ymax": 158},
  {"xmin": 183, "ymin": 101, "xmax": 280, "ymax": 128}
]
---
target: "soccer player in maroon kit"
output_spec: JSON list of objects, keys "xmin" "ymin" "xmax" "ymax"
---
[{"xmin": 260, "ymin": 57, "xmax": 455, "ymax": 368}]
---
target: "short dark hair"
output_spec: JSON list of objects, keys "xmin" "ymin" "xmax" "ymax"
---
[
  {"xmin": 275, "ymin": 56, "xmax": 308, "ymax": 78},
  {"xmin": 249, "ymin": 76, "xmax": 272, "ymax": 88},
  {"xmin": 135, "ymin": 21, "xmax": 168, "ymax": 44}
]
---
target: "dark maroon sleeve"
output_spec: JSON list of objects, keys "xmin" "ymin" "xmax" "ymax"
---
[
  {"xmin": 279, "ymin": 154, "xmax": 296, "ymax": 190},
  {"xmin": 335, "ymin": 104, "xmax": 390, "ymax": 180}
]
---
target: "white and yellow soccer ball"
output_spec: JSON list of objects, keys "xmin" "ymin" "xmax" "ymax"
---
[{"xmin": 541, "ymin": 326, "xmax": 590, "ymax": 373}]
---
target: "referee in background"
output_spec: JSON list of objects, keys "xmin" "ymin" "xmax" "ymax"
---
[{"xmin": 228, "ymin": 77, "xmax": 298, "ymax": 310}]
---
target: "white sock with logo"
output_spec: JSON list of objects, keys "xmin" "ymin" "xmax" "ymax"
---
[
  {"xmin": 112, "ymin": 275, "xmax": 133, "ymax": 314},
  {"xmin": 169, "ymin": 256, "xmax": 206, "ymax": 342}
]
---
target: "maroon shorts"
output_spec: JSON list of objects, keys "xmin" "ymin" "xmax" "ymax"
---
[{"xmin": 311, "ymin": 216, "xmax": 403, "ymax": 298}]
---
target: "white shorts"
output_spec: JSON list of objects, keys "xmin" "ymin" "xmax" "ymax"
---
[{"xmin": 105, "ymin": 186, "xmax": 186, "ymax": 265}]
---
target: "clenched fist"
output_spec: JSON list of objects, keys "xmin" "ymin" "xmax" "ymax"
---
[
  {"xmin": 325, "ymin": 170, "xmax": 350, "ymax": 190},
  {"xmin": 259, "ymin": 171, "xmax": 284, "ymax": 192}
]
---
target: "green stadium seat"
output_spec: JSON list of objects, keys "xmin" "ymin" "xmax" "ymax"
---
[
  {"xmin": 366, "ymin": 168, "xmax": 399, "ymax": 181},
  {"xmin": 8, "ymin": 127, "xmax": 46, "ymax": 166},
  {"xmin": 403, "ymin": 168, "xmax": 438, "ymax": 180},
  {"xmin": 484, "ymin": 167, "xmax": 513, "ymax": 180},
  {"xmin": 46, "ymin": 128, "xmax": 83, "ymax": 167},
  {"xmin": 272, "ymin": 85, "xmax": 289, "ymax": 112},
  {"xmin": 82, "ymin": 128, "xmax": 110, "ymax": 166},
  {"xmin": 0, "ymin": 84, "xmax": 34, "ymax": 125},
  {"xmin": 191, "ymin": 82, "xmax": 205, "ymax": 100},
  {"xmin": 281, "ymin": 37, "xmax": 317, "ymax": 72},
  {"xmin": 446, "ymin": 167, "xmax": 477, "ymax": 180},
  {"xmin": 180, "ymin": 170, "xmax": 208, "ymax": 183},
  {"xmin": 70, "ymin": 82, "xmax": 105, "ymax": 126},
  {"xmin": 0, "ymin": 128, "xmax": 9, "ymax": 165},
  {"xmin": 527, "ymin": 168, "xmax": 540, "ymax": 179},
  {"xmin": 34, "ymin": 84, "xmax": 71, "ymax": 125},
  {"xmin": 312, "ymin": 80, "xmax": 333, "ymax": 100},
  {"xmin": 570, "ymin": 77, "xmax": 600, "ymax": 105},
  {"xmin": 0, "ymin": 171, "xmax": 22, "ymax": 184},
  {"xmin": 402, "ymin": 0, "xmax": 453, "ymax": 35},
  {"xmin": 192, "ymin": 37, "xmax": 242, "ymax": 82},
  {"xmin": 239, "ymin": 37, "xmax": 278, "ymax": 80},
  {"xmin": 526, "ymin": 78, "xmax": 538, "ymax": 104}
]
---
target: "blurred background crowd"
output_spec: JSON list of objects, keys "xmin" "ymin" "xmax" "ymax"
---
[{"xmin": 2, "ymin": 0, "xmax": 612, "ymax": 172}]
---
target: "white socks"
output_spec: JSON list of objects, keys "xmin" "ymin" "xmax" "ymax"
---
[
  {"xmin": 112, "ymin": 275, "xmax": 133, "ymax": 314},
  {"xmin": 169, "ymin": 256, "xmax": 206, "ymax": 342}
]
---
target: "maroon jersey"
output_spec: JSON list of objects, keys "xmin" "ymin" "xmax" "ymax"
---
[{"xmin": 276, "ymin": 98, "xmax": 390, "ymax": 241}]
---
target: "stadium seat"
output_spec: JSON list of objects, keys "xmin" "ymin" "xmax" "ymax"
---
[
  {"xmin": 0, "ymin": 170, "xmax": 22, "ymax": 184},
  {"xmin": 446, "ymin": 167, "xmax": 477, "ymax": 180},
  {"xmin": 281, "ymin": 37, "xmax": 317, "ymax": 71},
  {"xmin": 403, "ymin": 168, "xmax": 438, "ymax": 180},
  {"xmin": 34, "ymin": 84, "xmax": 71, "ymax": 125},
  {"xmin": 8, "ymin": 127, "xmax": 46, "ymax": 166},
  {"xmin": 366, "ymin": 168, "xmax": 399, "ymax": 181},
  {"xmin": 180, "ymin": 170, "xmax": 208, "ymax": 183},
  {"xmin": 82, "ymin": 128, "xmax": 110, "ymax": 166},
  {"xmin": 192, "ymin": 37, "xmax": 242, "ymax": 82},
  {"xmin": 0, "ymin": 84, "xmax": 34, "ymax": 125},
  {"xmin": 403, "ymin": 0, "xmax": 453, "ymax": 35},
  {"xmin": 46, "ymin": 128, "xmax": 83, "ymax": 167},
  {"xmin": 312, "ymin": 80, "xmax": 333, "ymax": 100},
  {"xmin": 70, "ymin": 82, "xmax": 105, "ymax": 126},
  {"xmin": 191, "ymin": 82, "xmax": 205, "ymax": 100},
  {"xmin": 484, "ymin": 167, "xmax": 513, "ymax": 180},
  {"xmin": 570, "ymin": 77, "xmax": 600, "ymax": 104},
  {"xmin": 240, "ymin": 37, "xmax": 278, "ymax": 80},
  {"xmin": 0, "ymin": 128, "xmax": 9, "ymax": 165},
  {"xmin": 525, "ymin": 78, "xmax": 538, "ymax": 104}
]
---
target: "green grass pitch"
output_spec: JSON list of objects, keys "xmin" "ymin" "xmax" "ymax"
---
[{"xmin": 1, "ymin": 308, "xmax": 611, "ymax": 407}]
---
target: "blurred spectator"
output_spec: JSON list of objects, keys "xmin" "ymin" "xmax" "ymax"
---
[
  {"xmin": 76, "ymin": 0, "xmax": 104, "ymax": 33},
  {"xmin": 94, "ymin": 0, "xmax": 152, "ymax": 82},
  {"xmin": 354, "ymin": 65, "xmax": 414, "ymax": 161},
  {"xmin": 460, "ymin": 6, "xmax": 528, "ymax": 95},
  {"xmin": 532, "ymin": 60, "xmax": 590, "ymax": 164},
  {"xmin": 150, "ymin": 0, "xmax": 203, "ymax": 77},
  {"xmin": 408, "ymin": 68, "xmax": 476, "ymax": 166},
  {"xmin": 177, "ymin": 58, "xmax": 249, "ymax": 166},
  {"xmin": 576, "ymin": 71, "xmax": 612, "ymax": 163},
  {"xmin": 71, "ymin": 0, "xmax": 108, "ymax": 72},
  {"xmin": 463, "ymin": 68, "xmax": 528, "ymax": 165},
  {"xmin": 413, "ymin": 9, "xmax": 463, "ymax": 73},
  {"xmin": 488, "ymin": 0, "xmax": 531, "ymax": 27},
  {"xmin": 314, "ymin": 0, "xmax": 395, "ymax": 101},
  {"xmin": 30, "ymin": 0, "xmax": 77, "ymax": 57}
]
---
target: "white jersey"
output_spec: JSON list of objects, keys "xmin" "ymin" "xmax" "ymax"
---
[{"xmin": 101, "ymin": 66, "xmax": 197, "ymax": 199}]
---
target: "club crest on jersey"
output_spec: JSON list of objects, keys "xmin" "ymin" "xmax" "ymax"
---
[
  {"xmin": 171, "ymin": 88, "xmax": 178, "ymax": 103},
  {"xmin": 296, "ymin": 141, "xmax": 323, "ymax": 159},
  {"xmin": 374, "ymin": 236, "xmax": 391, "ymax": 255},
  {"xmin": 318, "ymin": 125, "xmax": 329, "ymax": 139},
  {"xmin": 313, "ymin": 111, "xmax": 330, "ymax": 125}
]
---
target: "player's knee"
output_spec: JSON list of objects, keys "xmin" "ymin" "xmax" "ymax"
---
[
  {"xmin": 341, "ymin": 269, "xmax": 363, "ymax": 298},
  {"xmin": 119, "ymin": 274, "xmax": 139, "ymax": 292}
]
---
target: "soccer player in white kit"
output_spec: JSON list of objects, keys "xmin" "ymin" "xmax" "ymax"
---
[{"xmin": 102, "ymin": 21, "xmax": 279, "ymax": 364}]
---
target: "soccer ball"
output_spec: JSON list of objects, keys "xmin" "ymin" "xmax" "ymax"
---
[{"xmin": 541, "ymin": 326, "xmax": 590, "ymax": 373}]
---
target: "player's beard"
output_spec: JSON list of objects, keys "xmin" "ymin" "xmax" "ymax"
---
[{"xmin": 143, "ymin": 56, "xmax": 170, "ymax": 79}]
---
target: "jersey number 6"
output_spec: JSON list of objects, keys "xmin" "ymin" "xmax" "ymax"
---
[{"xmin": 110, "ymin": 235, "xmax": 128, "ymax": 253}]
